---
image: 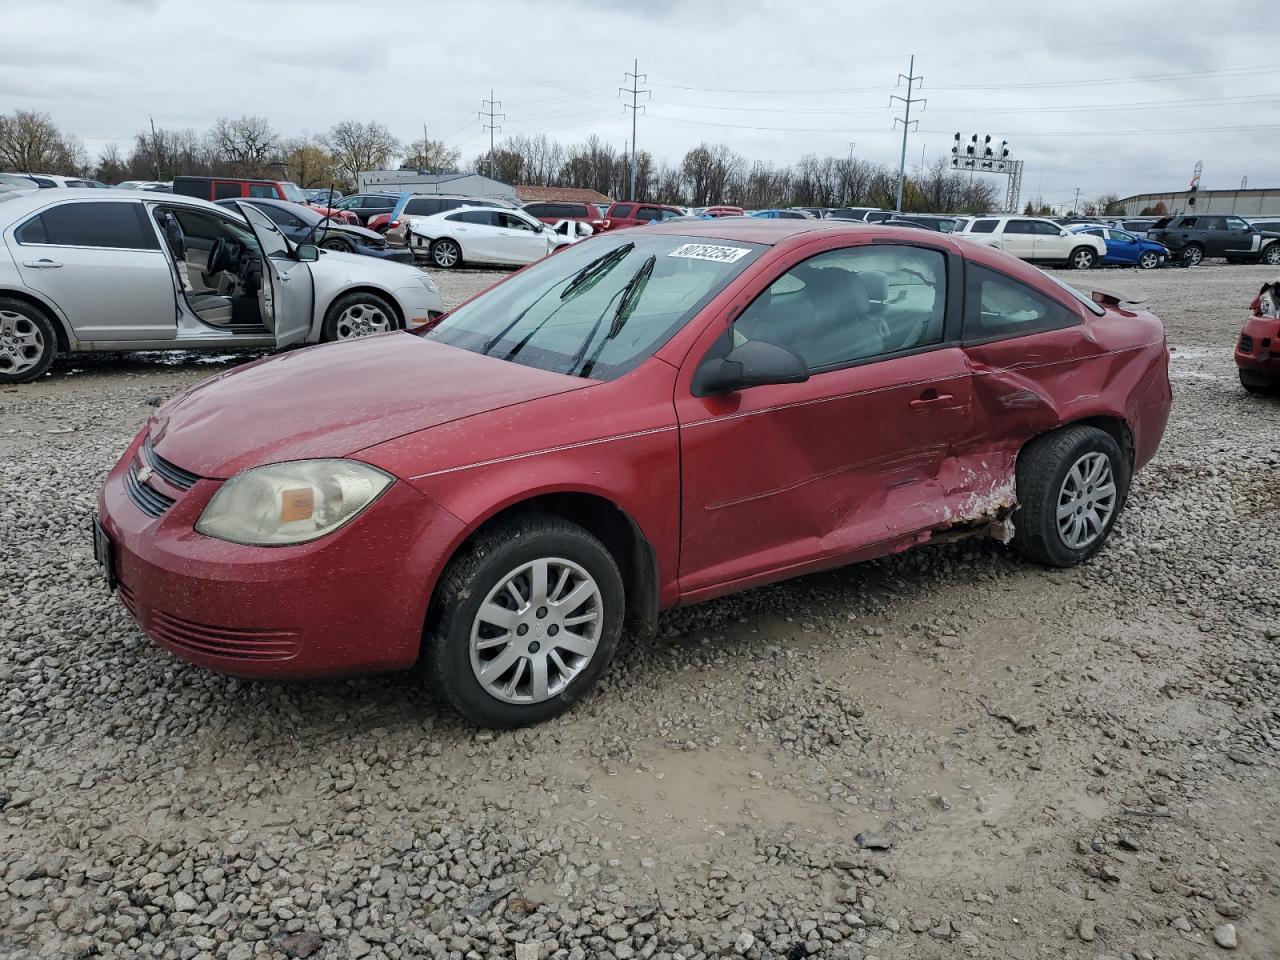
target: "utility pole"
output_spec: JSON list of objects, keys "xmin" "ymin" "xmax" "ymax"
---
[
  {"xmin": 422, "ymin": 122, "xmax": 429, "ymax": 171},
  {"xmin": 619, "ymin": 59, "xmax": 650, "ymax": 202},
  {"xmin": 890, "ymin": 56, "xmax": 925, "ymax": 213},
  {"xmin": 842, "ymin": 141, "xmax": 856, "ymax": 206},
  {"xmin": 149, "ymin": 116, "xmax": 160, "ymax": 180},
  {"xmin": 479, "ymin": 90, "xmax": 504, "ymax": 181},
  {"xmin": 1072, "ymin": 187, "xmax": 1081, "ymax": 215}
]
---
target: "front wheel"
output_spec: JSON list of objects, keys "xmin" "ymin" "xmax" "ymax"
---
[
  {"xmin": 321, "ymin": 290, "xmax": 399, "ymax": 342},
  {"xmin": 431, "ymin": 238, "xmax": 462, "ymax": 269},
  {"xmin": 1182, "ymin": 244, "xmax": 1204, "ymax": 266},
  {"xmin": 423, "ymin": 514, "xmax": 625, "ymax": 727},
  {"xmin": 0, "ymin": 298, "xmax": 58, "ymax": 384},
  {"xmin": 1011, "ymin": 425, "xmax": 1130, "ymax": 567},
  {"xmin": 1069, "ymin": 247, "xmax": 1096, "ymax": 270},
  {"xmin": 1240, "ymin": 369, "xmax": 1280, "ymax": 395},
  {"xmin": 1138, "ymin": 251, "xmax": 1160, "ymax": 270},
  {"xmin": 320, "ymin": 238, "xmax": 352, "ymax": 253}
]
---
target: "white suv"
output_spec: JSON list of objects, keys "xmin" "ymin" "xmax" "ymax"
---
[{"xmin": 956, "ymin": 216, "xmax": 1105, "ymax": 269}]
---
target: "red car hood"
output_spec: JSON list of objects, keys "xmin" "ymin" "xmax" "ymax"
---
[{"xmin": 149, "ymin": 334, "xmax": 590, "ymax": 478}]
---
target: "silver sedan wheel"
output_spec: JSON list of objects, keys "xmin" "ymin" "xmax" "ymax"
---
[
  {"xmin": 1056, "ymin": 452, "xmax": 1117, "ymax": 550},
  {"xmin": 0, "ymin": 309, "xmax": 45, "ymax": 377},
  {"xmin": 1139, "ymin": 251, "xmax": 1160, "ymax": 269},
  {"xmin": 469, "ymin": 557, "xmax": 603, "ymax": 704},
  {"xmin": 333, "ymin": 302, "xmax": 393, "ymax": 339},
  {"xmin": 432, "ymin": 240, "xmax": 460, "ymax": 268}
]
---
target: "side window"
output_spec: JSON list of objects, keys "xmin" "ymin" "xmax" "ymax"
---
[
  {"xmin": 247, "ymin": 184, "xmax": 276, "ymax": 198},
  {"xmin": 406, "ymin": 199, "xmax": 440, "ymax": 215},
  {"xmin": 969, "ymin": 219, "xmax": 997, "ymax": 233},
  {"xmin": 523, "ymin": 203, "xmax": 548, "ymax": 217},
  {"xmin": 1178, "ymin": 217, "xmax": 1198, "ymax": 229},
  {"xmin": 1111, "ymin": 230, "xmax": 1135, "ymax": 242},
  {"xmin": 455, "ymin": 210, "xmax": 498, "ymax": 226},
  {"xmin": 611, "ymin": 204, "xmax": 634, "ymax": 219},
  {"xmin": 16, "ymin": 201, "xmax": 156, "ymax": 249},
  {"xmin": 1226, "ymin": 217, "xmax": 1250, "ymax": 230},
  {"xmin": 1031, "ymin": 221, "xmax": 1062, "ymax": 235},
  {"xmin": 569, "ymin": 205, "xmax": 590, "ymax": 218},
  {"xmin": 1003, "ymin": 221, "xmax": 1033, "ymax": 234},
  {"xmin": 213, "ymin": 182, "xmax": 242, "ymax": 200},
  {"xmin": 733, "ymin": 245, "xmax": 948, "ymax": 370},
  {"xmin": 261, "ymin": 207, "xmax": 302, "ymax": 228},
  {"xmin": 500, "ymin": 212, "xmax": 534, "ymax": 231},
  {"xmin": 963, "ymin": 264, "xmax": 1079, "ymax": 341}
]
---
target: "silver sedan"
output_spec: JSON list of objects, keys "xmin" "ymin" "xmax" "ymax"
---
[{"xmin": 0, "ymin": 189, "xmax": 444, "ymax": 383}]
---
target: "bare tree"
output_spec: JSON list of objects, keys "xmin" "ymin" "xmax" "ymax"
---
[
  {"xmin": 324, "ymin": 120, "xmax": 400, "ymax": 190},
  {"xmin": 95, "ymin": 142, "xmax": 128, "ymax": 183},
  {"xmin": 0, "ymin": 110, "xmax": 83, "ymax": 173},
  {"xmin": 210, "ymin": 116, "xmax": 279, "ymax": 175},
  {"xmin": 279, "ymin": 136, "xmax": 337, "ymax": 188},
  {"xmin": 402, "ymin": 136, "xmax": 461, "ymax": 174}
]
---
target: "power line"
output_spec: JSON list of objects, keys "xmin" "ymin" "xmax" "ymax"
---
[
  {"xmin": 890, "ymin": 56, "xmax": 925, "ymax": 213},
  {"xmin": 620, "ymin": 59, "xmax": 650, "ymax": 202},
  {"xmin": 479, "ymin": 90, "xmax": 505, "ymax": 180}
]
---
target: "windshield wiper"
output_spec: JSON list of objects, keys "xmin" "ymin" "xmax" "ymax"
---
[
  {"xmin": 560, "ymin": 243, "xmax": 633, "ymax": 300},
  {"xmin": 570, "ymin": 254, "xmax": 656, "ymax": 378}
]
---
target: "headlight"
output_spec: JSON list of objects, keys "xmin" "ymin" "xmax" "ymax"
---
[{"xmin": 195, "ymin": 460, "xmax": 393, "ymax": 546}]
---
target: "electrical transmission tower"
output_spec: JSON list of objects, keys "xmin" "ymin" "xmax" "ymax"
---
[
  {"xmin": 619, "ymin": 60, "xmax": 650, "ymax": 201},
  {"xmin": 479, "ymin": 90, "xmax": 505, "ymax": 181},
  {"xmin": 890, "ymin": 56, "xmax": 925, "ymax": 213}
]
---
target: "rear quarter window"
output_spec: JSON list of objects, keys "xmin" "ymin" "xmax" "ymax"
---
[{"xmin": 963, "ymin": 264, "xmax": 1081, "ymax": 341}]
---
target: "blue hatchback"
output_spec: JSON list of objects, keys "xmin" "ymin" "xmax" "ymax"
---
[{"xmin": 1069, "ymin": 224, "xmax": 1170, "ymax": 269}]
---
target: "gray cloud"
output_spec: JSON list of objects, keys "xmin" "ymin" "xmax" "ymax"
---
[{"xmin": 5, "ymin": 0, "xmax": 1275, "ymax": 202}]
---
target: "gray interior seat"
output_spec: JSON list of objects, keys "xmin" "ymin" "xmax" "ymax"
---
[{"xmin": 188, "ymin": 293, "xmax": 234, "ymax": 325}]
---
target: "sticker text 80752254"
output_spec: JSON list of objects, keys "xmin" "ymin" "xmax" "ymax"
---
[{"xmin": 667, "ymin": 243, "xmax": 752, "ymax": 264}]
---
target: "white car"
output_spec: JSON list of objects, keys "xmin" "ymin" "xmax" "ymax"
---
[
  {"xmin": 954, "ymin": 215, "xmax": 1106, "ymax": 270},
  {"xmin": 0, "ymin": 189, "xmax": 443, "ymax": 383},
  {"xmin": 405, "ymin": 206, "xmax": 570, "ymax": 269}
]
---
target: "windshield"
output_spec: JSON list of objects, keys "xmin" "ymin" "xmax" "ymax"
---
[
  {"xmin": 427, "ymin": 234, "xmax": 766, "ymax": 380},
  {"xmin": 280, "ymin": 181, "xmax": 306, "ymax": 203}
]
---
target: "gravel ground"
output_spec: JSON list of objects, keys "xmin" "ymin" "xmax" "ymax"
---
[{"xmin": 2, "ymin": 262, "xmax": 1278, "ymax": 960}]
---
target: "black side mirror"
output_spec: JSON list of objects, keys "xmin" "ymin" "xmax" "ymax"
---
[
  {"xmin": 295, "ymin": 243, "xmax": 319, "ymax": 262},
  {"xmin": 693, "ymin": 340, "xmax": 809, "ymax": 396}
]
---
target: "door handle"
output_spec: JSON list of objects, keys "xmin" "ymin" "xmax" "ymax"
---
[
  {"xmin": 23, "ymin": 259, "xmax": 62, "ymax": 269},
  {"xmin": 277, "ymin": 274, "xmax": 290, "ymax": 283},
  {"xmin": 910, "ymin": 390, "xmax": 954, "ymax": 409}
]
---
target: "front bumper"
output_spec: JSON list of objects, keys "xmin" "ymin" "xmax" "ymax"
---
[
  {"xmin": 1235, "ymin": 314, "xmax": 1280, "ymax": 373},
  {"xmin": 365, "ymin": 245, "xmax": 414, "ymax": 265},
  {"xmin": 97, "ymin": 430, "xmax": 466, "ymax": 679}
]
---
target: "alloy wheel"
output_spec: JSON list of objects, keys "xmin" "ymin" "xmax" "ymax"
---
[
  {"xmin": 1264, "ymin": 244, "xmax": 1280, "ymax": 266},
  {"xmin": 1184, "ymin": 246, "xmax": 1203, "ymax": 265},
  {"xmin": 1139, "ymin": 252, "xmax": 1159, "ymax": 269},
  {"xmin": 1056, "ymin": 452, "xmax": 1117, "ymax": 550},
  {"xmin": 0, "ymin": 310, "xmax": 45, "ymax": 377},
  {"xmin": 333, "ymin": 302, "xmax": 392, "ymax": 339},
  {"xmin": 433, "ymin": 241, "xmax": 459, "ymax": 268},
  {"xmin": 1072, "ymin": 249, "xmax": 1094, "ymax": 270},
  {"xmin": 469, "ymin": 557, "xmax": 603, "ymax": 704}
]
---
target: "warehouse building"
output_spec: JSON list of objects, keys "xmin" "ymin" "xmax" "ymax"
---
[
  {"xmin": 356, "ymin": 170, "xmax": 517, "ymax": 201},
  {"xmin": 1119, "ymin": 187, "xmax": 1280, "ymax": 217}
]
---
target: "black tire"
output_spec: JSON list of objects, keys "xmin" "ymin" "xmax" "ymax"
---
[
  {"xmin": 1138, "ymin": 251, "xmax": 1160, "ymax": 270},
  {"xmin": 431, "ymin": 238, "xmax": 462, "ymax": 269},
  {"xmin": 1240, "ymin": 369, "xmax": 1280, "ymax": 395},
  {"xmin": 1263, "ymin": 243, "xmax": 1280, "ymax": 267},
  {"xmin": 1068, "ymin": 246, "xmax": 1096, "ymax": 270},
  {"xmin": 320, "ymin": 238, "xmax": 353, "ymax": 253},
  {"xmin": 320, "ymin": 290, "xmax": 400, "ymax": 342},
  {"xmin": 1011, "ymin": 425, "xmax": 1130, "ymax": 568},
  {"xmin": 0, "ymin": 297, "xmax": 58, "ymax": 384},
  {"xmin": 1181, "ymin": 244, "xmax": 1204, "ymax": 266},
  {"xmin": 423, "ymin": 514, "xmax": 625, "ymax": 727}
]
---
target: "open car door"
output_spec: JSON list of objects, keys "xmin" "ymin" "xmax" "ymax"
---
[{"xmin": 235, "ymin": 201, "xmax": 314, "ymax": 347}]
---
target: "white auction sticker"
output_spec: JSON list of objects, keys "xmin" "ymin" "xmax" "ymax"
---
[{"xmin": 668, "ymin": 243, "xmax": 752, "ymax": 264}]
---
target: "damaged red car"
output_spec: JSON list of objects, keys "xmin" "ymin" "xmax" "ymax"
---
[
  {"xmin": 1237, "ymin": 279, "xmax": 1280, "ymax": 394},
  {"xmin": 95, "ymin": 220, "xmax": 1172, "ymax": 726}
]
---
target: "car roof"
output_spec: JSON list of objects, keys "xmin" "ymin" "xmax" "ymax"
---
[
  {"xmin": 0, "ymin": 187, "xmax": 236, "ymax": 221},
  {"xmin": 641, "ymin": 217, "xmax": 971, "ymax": 250}
]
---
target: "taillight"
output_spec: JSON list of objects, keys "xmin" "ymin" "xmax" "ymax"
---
[{"xmin": 390, "ymin": 220, "xmax": 399, "ymax": 228}]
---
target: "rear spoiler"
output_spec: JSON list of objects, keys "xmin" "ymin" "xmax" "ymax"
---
[{"xmin": 1089, "ymin": 285, "xmax": 1149, "ymax": 308}]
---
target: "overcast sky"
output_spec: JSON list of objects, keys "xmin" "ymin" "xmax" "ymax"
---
[{"xmin": 4, "ymin": 0, "xmax": 1275, "ymax": 204}]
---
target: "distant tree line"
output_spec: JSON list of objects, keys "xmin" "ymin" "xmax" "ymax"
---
[{"xmin": 3, "ymin": 108, "xmax": 1016, "ymax": 212}]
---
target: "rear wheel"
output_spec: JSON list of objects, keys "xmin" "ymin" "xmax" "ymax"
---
[
  {"xmin": 1240, "ymin": 369, "xmax": 1280, "ymax": 395},
  {"xmin": 1011, "ymin": 425, "xmax": 1130, "ymax": 567},
  {"xmin": 1263, "ymin": 243, "xmax": 1280, "ymax": 266},
  {"xmin": 0, "ymin": 298, "xmax": 58, "ymax": 384},
  {"xmin": 431, "ymin": 238, "xmax": 462, "ymax": 269},
  {"xmin": 423, "ymin": 514, "xmax": 625, "ymax": 727},
  {"xmin": 321, "ymin": 290, "xmax": 399, "ymax": 342},
  {"xmin": 1069, "ymin": 247, "xmax": 1096, "ymax": 270},
  {"xmin": 1138, "ymin": 251, "xmax": 1160, "ymax": 270},
  {"xmin": 1182, "ymin": 244, "xmax": 1204, "ymax": 266}
]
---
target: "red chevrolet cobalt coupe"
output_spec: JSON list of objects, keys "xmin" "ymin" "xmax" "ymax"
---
[{"xmin": 96, "ymin": 221, "xmax": 1172, "ymax": 726}]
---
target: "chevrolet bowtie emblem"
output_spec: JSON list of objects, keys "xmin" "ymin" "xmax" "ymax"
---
[{"xmin": 137, "ymin": 465, "xmax": 155, "ymax": 484}]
